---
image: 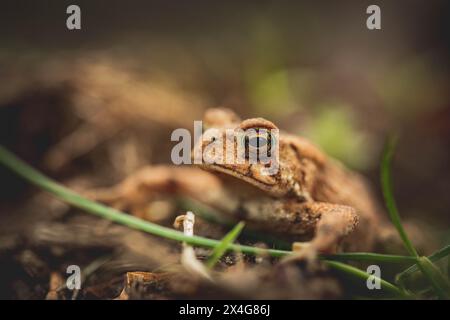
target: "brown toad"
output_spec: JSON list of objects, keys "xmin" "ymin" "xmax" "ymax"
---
[{"xmin": 91, "ymin": 108, "xmax": 388, "ymax": 258}]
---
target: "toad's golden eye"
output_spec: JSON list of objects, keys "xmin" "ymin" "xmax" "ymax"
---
[
  {"xmin": 240, "ymin": 129, "xmax": 276, "ymax": 159},
  {"xmin": 248, "ymin": 134, "xmax": 268, "ymax": 149}
]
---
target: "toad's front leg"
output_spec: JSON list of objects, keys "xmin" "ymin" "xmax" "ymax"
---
[
  {"xmin": 287, "ymin": 202, "xmax": 359, "ymax": 263},
  {"xmin": 304, "ymin": 202, "xmax": 359, "ymax": 253},
  {"xmin": 241, "ymin": 200, "xmax": 359, "ymax": 258}
]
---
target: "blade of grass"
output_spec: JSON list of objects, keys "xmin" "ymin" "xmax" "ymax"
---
[
  {"xmin": 325, "ymin": 261, "xmax": 410, "ymax": 298},
  {"xmin": 380, "ymin": 136, "xmax": 418, "ymax": 257},
  {"xmin": 396, "ymin": 245, "xmax": 450, "ymax": 299},
  {"xmin": 397, "ymin": 245, "xmax": 450, "ymax": 282},
  {"xmin": 447, "ymin": 256, "xmax": 450, "ymax": 279},
  {"xmin": 206, "ymin": 222, "xmax": 245, "ymax": 269},
  {"xmin": 416, "ymin": 257, "xmax": 450, "ymax": 299},
  {"xmin": 381, "ymin": 138, "xmax": 450, "ymax": 299},
  {"xmin": 0, "ymin": 145, "xmax": 288, "ymax": 258},
  {"xmin": 182, "ymin": 197, "xmax": 421, "ymax": 264},
  {"xmin": 325, "ymin": 252, "xmax": 417, "ymax": 264}
]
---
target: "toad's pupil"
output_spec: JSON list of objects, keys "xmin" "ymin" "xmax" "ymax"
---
[{"xmin": 249, "ymin": 136, "xmax": 267, "ymax": 148}]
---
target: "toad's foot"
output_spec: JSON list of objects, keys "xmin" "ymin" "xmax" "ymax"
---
[{"xmin": 280, "ymin": 203, "xmax": 359, "ymax": 269}]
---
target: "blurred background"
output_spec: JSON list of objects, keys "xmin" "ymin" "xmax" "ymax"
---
[{"xmin": 0, "ymin": 0, "xmax": 448, "ymax": 298}]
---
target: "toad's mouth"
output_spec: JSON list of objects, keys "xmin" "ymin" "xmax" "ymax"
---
[{"xmin": 197, "ymin": 162, "xmax": 278, "ymax": 193}]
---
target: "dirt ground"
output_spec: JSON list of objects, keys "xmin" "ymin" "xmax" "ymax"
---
[{"xmin": 0, "ymin": 1, "xmax": 449, "ymax": 300}]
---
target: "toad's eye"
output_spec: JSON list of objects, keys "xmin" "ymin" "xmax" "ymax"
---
[
  {"xmin": 240, "ymin": 129, "xmax": 276, "ymax": 159},
  {"xmin": 248, "ymin": 135, "xmax": 268, "ymax": 149}
]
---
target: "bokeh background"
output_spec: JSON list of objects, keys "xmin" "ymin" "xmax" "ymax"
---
[{"xmin": 0, "ymin": 0, "xmax": 449, "ymax": 298}]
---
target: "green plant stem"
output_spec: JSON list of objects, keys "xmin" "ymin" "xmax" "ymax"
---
[
  {"xmin": 183, "ymin": 195, "xmax": 422, "ymax": 265},
  {"xmin": 325, "ymin": 261, "xmax": 410, "ymax": 298},
  {"xmin": 325, "ymin": 252, "xmax": 417, "ymax": 264},
  {"xmin": 206, "ymin": 222, "xmax": 245, "ymax": 268},
  {"xmin": 380, "ymin": 136, "xmax": 418, "ymax": 257},
  {"xmin": 415, "ymin": 257, "xmax": 450, "ymax": 299},
  {"xmin": 397, "ymin": 245, "xmax": 450, "ymax": 281},
  {"xmin": 381, "ymin": 137, "xmax": 450, "ymax": 299},
  {"xmin": 0, "ymin": 145, "xmax": 288, "ymax": 258}
]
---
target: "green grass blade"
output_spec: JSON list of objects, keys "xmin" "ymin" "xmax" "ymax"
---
[
  {"xmin": 380, "ymin": 136, "xmax": 418, "ymax": 257},
  {"xmin": 416, "ymin": 257, "xmax": 450, "ymax": 299},
  {"xmin": 206, "ymin": 222, "xmax": 245, "ymax": 269},
  {"xmin": 397, "ymin": 245, "xmax": 450, "ymax": 282},
  {"xmin": 325, "ymin": 261, "xmax": 410, "ymax": 298},
  {"xmin": 448, "ymin": 255, "xmax": 450, "ymax": 278},
  {"xmin": 0, "ymin": 145, "xmax": 288, "ymax": 258},
  {"xmin": 325, "ymin": 252, "xmax": 417, "ymax": 264},
  {"xmin": 381, "ymin": 139, "xmax": 450, "ymax": 298}
]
